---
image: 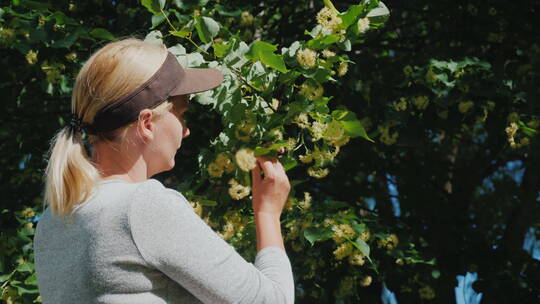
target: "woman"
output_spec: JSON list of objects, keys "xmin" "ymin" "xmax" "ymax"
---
[{"xmin": 33, "ymin": 38, "xmax": 294, "ymax": 303}]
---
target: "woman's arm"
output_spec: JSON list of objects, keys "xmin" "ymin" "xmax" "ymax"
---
[
  {"xmin": 251, "ymin": 157, "xmax": 291, "ymax": 252},
  {"xmin": 128, "ymin": 179, "xmax": 294, "ymax": 304}
]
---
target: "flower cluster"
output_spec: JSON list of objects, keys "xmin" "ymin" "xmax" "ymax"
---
[
  {"xmin": 296, "ymin": 48, "xmax": 317, "ymax": 68},
  {"xmin": 235, "ymin": 148, "xmax": 257, "ymax": 172},
  {"xmin": 298, "ymin": 192, "xmax": 312, "ymax": 211},
  {"xmin": 294, "ymin": 113, "xmax": 310, "ymax": 129},
  {"xmin": 378, "ymin": 234, "xmax": 399, "ymax": 250},
  {"xmin": 307, "ymin": 167, "xmax": 329, "ymax": 179},
  {"xmin": 337, "ymin": 62, "xmax": 348, "ymax": 76},
  {"xmin": 394, "ymin": 98, "xmax": 408, "ymax": 111},
  {"xmin": 505, "ymin": 122, "xmax": 518, "ymax": 148},
  {"xmin": 322, "ymin": 48, "xmax": 336, "ymax": 58},
  {"xmin": 348, "ymin": 250, "xmax": 366, "ymax": 265},
  {"xmin": 217, "ymin": 211, "xmax": 247, "ymax": 240},
  {"xmin": 357, "ymin": 17, "xmax": 370, "ymax": 33},
  {"xmin": 235, "ymin": 120, "xmax": 256, "ymax": 142},
  {"xmin": 360, "ymin": 275, "xmax": 373, "ymax": 287},
  {"xmin": 333, "ymin": 241, "xmax": 354, "ymax": 259},
  {"xmin": 207, "ymin": 153, "xmax": 235, "ymax": 178},
  {"xmin": 299, "ymin": 81, "xmax": 324, "ymax": 100},
  {"xmin": 413, "ymin": 96, "xmax": 429, "ymax": 110},
  {"xmin": 228, "ymin": 179, "xmax": 251, "ymax": 200},
  {"xmin": 378, "ymin": 125, "xmax": 399, "ymax": 145},
  {"xmin": 240, "ymin": 11, "xmax": 254, "ymax": 26},
  {"xmin": 316, "ymin": 7, "xmax": 341, "ymax": 33},
  {"xmin": 332, "ymin": 223, "xmax": 356, "ymax": 243}
]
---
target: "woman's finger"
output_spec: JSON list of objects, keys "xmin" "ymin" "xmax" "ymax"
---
[
  {"xmin": 251, "ymin": 160, "xmax": 262, "ymax": 185},
  {"xmin": 257, "ymin": 156, "xmax": 277, "ymax": 179}
]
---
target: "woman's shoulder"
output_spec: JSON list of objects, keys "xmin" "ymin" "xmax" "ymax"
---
[{"xmin": 129, "ymin": 178, "xmax": 190, "ymax": 211}]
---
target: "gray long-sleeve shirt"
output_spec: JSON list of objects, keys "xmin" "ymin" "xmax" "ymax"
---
[{"xmin": 33, "ymin": 179, "xmax": 294, "ymax": 303}]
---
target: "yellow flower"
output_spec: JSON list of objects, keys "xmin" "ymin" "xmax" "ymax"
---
[
  {"xmin": 215, "ymin": 153, "xmax": 235, "ymax": 173},
  {"xmin": 332, "ymin": 135, "xmax": 350, "ymax": 147},
  {"xmin": 348, "ymin": 251, "xmax": 365, "ymax": 265},
  {"xmin": 359, "ymin": 229, "xmax": 371, "ymax": 242},
  {"xmin": 316, "ymin": 7, "xmax": 341, "ymax": 32},
  {"xmin": 323, "ymin": 120, "xmax": 344, "ymax": 143},
  {"xmin": 337, "ymin": 62, "xmax": 348, "ymax": 76},
  {"xmin": 269, "ymin": 128, "xmax": 283, "ymax": 140},
  {"xmin": 235, "ymin": 148, "xmax": 256, "ymax": 172},
  {"xmin": 419, "ymin": 286, "xmax": 436, "ymax": 300},
  {"xmin": 413, "ymin": 96, "xmax": 429, "ymax": 110},
  {"xmin": 378, "ymin": 233, "xmax": 399, "ymax": 249},
  {"xmin": 65, "ymin": 52, "xmax": 77, "ymax": 61},
  {"xmin": 507, "ymin": 112, "xmax": 519, "ymax": 123},
  {"xmin": 228, "ymin": 179, "xmax": 251, "ymax": 200},
  {"xmin": 393, "ymin": 99, "xmax": 408, "ymax": 111},
  {"xmin": 207, "ymin": 162, "xmax": 224, "ymax": 178},
  {"xmin": 240, "ymin": 11, "xmax": 254, "ymax": 26},
  {"xmin": 332, "ymin": 224, "xmax": 356, "ymax": 243},
  {"xmin": 333, "ymin": 242, "xmax": 353, "ymax": 259},
  {"xmin": 310, "ymin": 121, "xmax": 327, "ymax": 141},
  {"xmin": 25, "ymin": 50, "xmax": 38, "ymax": 65},
  {"xmin": 294, "ymin": 113, "xmax": 310, "ymax": 129},
  {"xmin": 299, "ymin": 81, "xmax": 324, "ymax": 100},
  {"xmin": 505, "ymin": 122, "xmax": 518, "ymax": 148},
  {"xmin": 235, "ymin": 121, "xmax": 255, "ymax": 142},
  {"xmin": 307, "ymin": 166, "xmax": 329, "ymax": 179},
  {"xmin": 357, "ymin": 17, "xmax": 370, "ymax": 33},
  {"xmin": 396, "ymin": 258, "xmax": 405, "ymax": 265},
  {"xmin": 286, "ymin": 137, "xmax": 297, "ymax": 151},
  {"xmin": 296, "ymin": 48, "xmax": 317, "ymax": 68},
  {"xmin": 21, "ymin": 207, "xmax": 35, "ymax": 219},
  {"xmin": 360, "ymin": 275, "xmax": 373, "ymax": 287},
  {"xmin": 270, "ymin": 98, "xmax": 280, "ymax": 111},
  {"xmin": 458, "ymin": 101, "xmax": 474, "ymax": 113},
  {"xmin": 322, "ymin": 49, "xmax": 336, "ymax": 58},
  {"xmin": 378, "ymin": 125, "xmax": 399, "ymax": 145},
  {"xmin": 298, "ymin": 192, "xmax": 312, "ymax": 211}
]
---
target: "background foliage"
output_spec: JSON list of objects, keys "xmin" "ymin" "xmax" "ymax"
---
[{"xmin": 1, "ymin": 0, "xmax": 539, "ymax": 303}]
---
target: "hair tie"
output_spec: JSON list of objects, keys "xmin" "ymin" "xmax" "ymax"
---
[{"xmin": 68, "ymin": 113, "xmax": 87, "ymax": 136}]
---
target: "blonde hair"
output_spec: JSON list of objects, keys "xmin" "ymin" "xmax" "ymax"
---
[{"xmin": 43, "ymin": 38, "xmax": 174, "ymax": 216}]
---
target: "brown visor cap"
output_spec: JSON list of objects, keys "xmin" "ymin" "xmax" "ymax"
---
[{"xmin": 86, "ymin": 52, "xmax": 223, "ymax": 134}]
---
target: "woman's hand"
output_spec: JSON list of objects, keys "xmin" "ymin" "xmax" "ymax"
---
[{"xmin": 251, "ymin": 156, "xmax": 291, "ymax": 216}]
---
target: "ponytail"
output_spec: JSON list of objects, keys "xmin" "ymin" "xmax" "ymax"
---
[{"xmin": 43, "ymin": 127, "xmax": 100, "ymax": 216}]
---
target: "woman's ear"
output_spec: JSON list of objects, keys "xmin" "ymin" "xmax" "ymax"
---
[{"xmin": 137, "ymin": 109, "xmax": 155, "ymax": 142}]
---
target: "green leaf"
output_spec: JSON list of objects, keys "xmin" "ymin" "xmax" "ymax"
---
[
  {"xmin": 355, "ymin": 238, "xmax": 371, "ymax": 261},
  {"xmin": 195, "ymin": 16, "xmax": 220, "ymax": 44},
  {"xmin": 518, "ymin": 120, "xmax": 537, "ymax": 136},
  {"xmin": 340, "ymin": 120, "xmax": 374, "ymax": 142},
  {"xmin": 339, "ymin": 5, "xmax": 362, "ymax": 29},
  {"xmin": 214, "ymin": 43, "xmax": 232, "ymax": 58},
  {"xmin": 151, "ymin": 13, "xmax": 166, "ymax": 29},
  {"xmin": 198, "ymin": 199, "xmax": 217, "ymax": 206},
  {"xmin": 366, "ymin": 1, "xmax": 390, "ymax": 25},
  {"xmin": 304, "ymin": 226, "xmax": 333, "ymax": 246},
  {"xmin": 306, "ymin": 34, "xmax": 341, "ymax": 50},
  {"xmin": 170, "ymin": 29, "xmax": 191, "ymax": 38},
  {"xmin": 254, "ymin": 142, "xmax": 288, "ymax": 156},
  {"xmin": 245, "ymin": 41, "xmax": 289, "ymax": 73},
  {"xmin": 16, "ymin": 263, "xmax": 33, "ymax": 273},
  {"xmin": 281, "ymin": 156, "xmax": 298, "ymax": 171},
  {"xmin": 90, "ymin": 28, "xmax": 115, "ymax": 40},
  {"xmin": 141, "ymin": 0, "xmax": 165, "ymax": 15},
  {"xmin": 332, "ymin": 110, "xmax": 374, "ymax": 142}
]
